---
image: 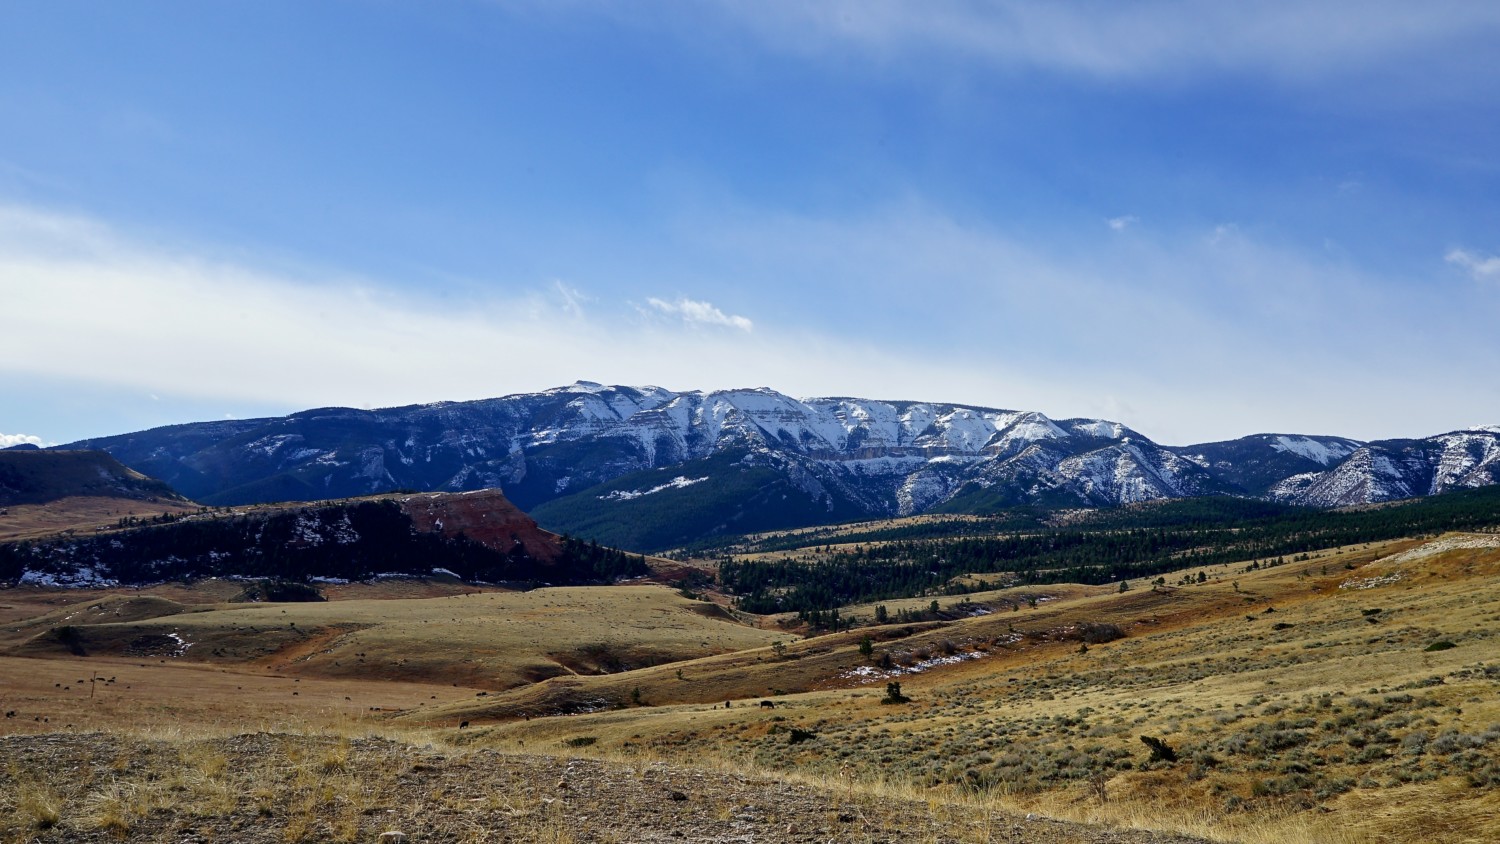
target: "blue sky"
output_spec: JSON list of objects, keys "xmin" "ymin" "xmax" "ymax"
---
[{"xmin": 3, "ymin": 1, "xmax": 1499, "ymax": 446}]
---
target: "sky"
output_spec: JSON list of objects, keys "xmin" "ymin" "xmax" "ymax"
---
[{"xmin": 2, "ymin": 1, "xmax": 1499, "ymax": 447}]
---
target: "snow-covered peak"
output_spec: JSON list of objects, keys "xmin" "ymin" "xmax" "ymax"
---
[
  {"xmin": 987, "ymin": 412, "xmax": 1068, "ymax": 454},
  {"xmin": 1268, "ymin": 435, "xmax": 1361, "ymax": 466},
  {"xmin": 1066, "ymin": 419, "xmax": 1131, "ymax": 440},
  {"xmin": 547, "ymin": 380, "xmax": 611, "ymax": 395}
]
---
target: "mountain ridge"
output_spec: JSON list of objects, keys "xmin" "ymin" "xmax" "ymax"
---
[{"xmin": 60, "ymin": 382, "xmax": 1500, "ymax": 550}]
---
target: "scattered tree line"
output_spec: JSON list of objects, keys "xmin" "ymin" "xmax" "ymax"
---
[
  {"xmin": 720, "ymin": 487, "xmax": 1500, "ymax": 614},
  {"xmin": 558, "ymin": 535, "xmax": 651, "ymax": 582}
]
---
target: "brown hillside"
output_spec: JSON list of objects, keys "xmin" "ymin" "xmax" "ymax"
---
[
  {"xmin": 0, "ymin": 450, "xmax": 190, "ymax": 507},
  {"xmin": 0, "ymin": 451, "xmax": 199, "ymax": 541}
]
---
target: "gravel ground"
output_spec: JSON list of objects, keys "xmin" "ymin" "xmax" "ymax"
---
[{"xmin": 0, "ymin": 732, "xmax": 1215, "ymax": 844}]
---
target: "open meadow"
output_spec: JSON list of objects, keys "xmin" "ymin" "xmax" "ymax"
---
[{"xmin": 2, "ymin": 533, "xmax": 1499, "ymax": 843}]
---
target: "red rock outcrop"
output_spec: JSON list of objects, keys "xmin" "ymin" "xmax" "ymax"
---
[{"xmin": 397, "ymin": 489, "xmax": 562, "ymax": 564}]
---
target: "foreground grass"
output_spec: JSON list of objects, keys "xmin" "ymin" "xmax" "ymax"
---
[{"xmin": 3, "ymin": 534, "xmax": 1498, "ymax": 842}]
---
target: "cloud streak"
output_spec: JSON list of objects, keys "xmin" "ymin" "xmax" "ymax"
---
[
  {"xmin": 705, "ymin": 0, "xmax": 1500, "ymax": 82},
  {"xmin": 0, "ymin": 204, "xmax": 1044, "ymax": 433},
  {"xmin": 646, "ymin": 297, "xmax": 753, "ymax": 331},
  {"xmin": 2, "ymin": 201, "xmax": 1497, "ymax": 446},
  {"xmin": 679, "ymin": 200, "xmax": 1500, "ymax": 441}
]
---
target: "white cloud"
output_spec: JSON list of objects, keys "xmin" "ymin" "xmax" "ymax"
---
[
  {"xmin": 704, "ymin": 0, "xmax": 1500, "ymax": 82},
  {"xmin": 1107, "ymin": 215, "xmax": 1138, "ymax": 231},
  {"xmin": 1446, "ymin": 248, "xmax": 1500, "ymax": 282},
  {"xmin": 0, "ymin": 433, "xmax": 44, "ymax": 448},
  {"xmin": 646, "ymin": 296, "xmax": 754, "ymax": 331},
  {"xmin": 0, "ymin": 203, "xmax": 1022, "ymax": 429},
  {"xmin": 3, "ymin": 201, "xmax": 1498, "ymax": 446}
]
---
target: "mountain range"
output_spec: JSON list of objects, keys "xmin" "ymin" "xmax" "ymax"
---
[{"xmin": 63, "ymin": 382, "xmax": 1500, "ymax": 551}]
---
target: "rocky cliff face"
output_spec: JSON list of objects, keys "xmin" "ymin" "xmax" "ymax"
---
[{"xmin": 61, "ymin": 382, "xmax": 1500, "ymax": 550}]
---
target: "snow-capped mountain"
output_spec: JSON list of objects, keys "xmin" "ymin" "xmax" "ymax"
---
[
  {"xmin": 62, "ymin": 382, "xmax": 1500, "ymax": 550},
  {"xmin": 1267, "ymin": 431, "xmax": 1500, "ymax": 507}
]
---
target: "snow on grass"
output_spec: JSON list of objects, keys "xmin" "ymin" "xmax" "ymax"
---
[
  {"xmin": 834, "ymin": 649, "xmax": 990, "ymax": 685},
  {"xmin": 166, "ymin": 632, "xmax": 193, "ymax": 656},
  {"xmin": 1339, "ymin": 573, "xmax": 1405, "ymax": 590},
  {"xmin": 1378, "ymin": 534, "xmax": 1500, "ymax": 566}
]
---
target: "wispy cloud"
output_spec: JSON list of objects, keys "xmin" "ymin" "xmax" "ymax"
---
[
  {"xmin": 0, "ymin": 433, "xmax": 44, "ymax": 448},
  {"xmin": 3, "ymin": 201, "xmax": 1498, "ymax": 445},
  {"xmin": 1446, "ymin": 248, "xmax": 1500, "ymax": 282},
  {"xmin": 551, "ymin": 279, "xmax": 590, "ymax": 317},
  {"xmin": 1107, "ymin": 215, "xmax": 1139, "ymax": 231},
  {"xmin": 0, "ymin": 203, "xmax": 1022, "ymax": 429},
  {"xmin": 679, "ymin": 200, "xmax": 1500, "ymax": 442},
  {"xmin": 645, "ymin": 297, "xmax": 753, "ymax": 331},
  {"xmin": 705, "ymin": 0, "xmax": 1500, "ymax": 82}
]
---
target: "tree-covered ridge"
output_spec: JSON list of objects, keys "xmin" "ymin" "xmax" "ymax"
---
[
  {"xmin": 688, "ymin": 496, "xmax": 1298, "ymax": 557},
  {"xmin": 719, "ymin": 488, "xmax": 1500, "ymax": 614},
  {"xmin": 0, "ymin": 499, "xmax": 646, "ymax": 587}
]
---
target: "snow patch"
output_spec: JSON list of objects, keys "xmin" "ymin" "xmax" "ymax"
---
[
  {"xmin": 1339, "ymin": 573, "xmax": 1404, "ymax": 590},
  {"xmin": 834, "ymin": 650, "xmax": 989, "ymax": 684},
  {"xmin": 166, "ymin": 632, "xmax": 193, "ymax": 655},
  {"xmin": 600, "ymin": 476, "xmax": 708, "ymax": 501},
  {"xmin": 1270, "ymin": 436, "xmax": 1358, "ymax": 466},
  {"xmin": 19, "ymin": 567, "xmax": 118, "ymax": 588},
  {"xmin": 1070, "ymin": 420, "xmax": 1129, "ymax": 439}
]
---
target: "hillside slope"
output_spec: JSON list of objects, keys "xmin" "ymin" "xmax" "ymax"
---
[
  {"xmin": 0, "ymin": 449, "xmax": 188, "ymax": 507},
  {"xmin": 0, "ymin": 489, "xmax": 644, "ymax": 588}
]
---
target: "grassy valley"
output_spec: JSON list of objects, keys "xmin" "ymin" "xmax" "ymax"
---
[{"xmin": 2, "ymin": 489, "xmax": 1499, "ymax": 843}]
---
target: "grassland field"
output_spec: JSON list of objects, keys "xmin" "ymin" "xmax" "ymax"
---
[{"xmin": 2, "ymin": 531, "xmax": 1498, "ymax": 843}]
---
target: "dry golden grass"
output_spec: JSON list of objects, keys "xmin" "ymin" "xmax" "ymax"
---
[
  {"xmin": 436, "ymin": 534, "xmax": 1500, "ymax": 844},
  {"xmin": 2, "ymin": 584, "xmax": 783, "ymax": 694},
  {"xmin": 2, "ymin": 533, "xmax": 1498, "ymax": 843},
  {"xmin": 0, "ymin": 496, "xmax": 200, "ymax": 542},
  {"xmin": 6, "ymin": 726, "xmax": 1193, "ymax": 844}
]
